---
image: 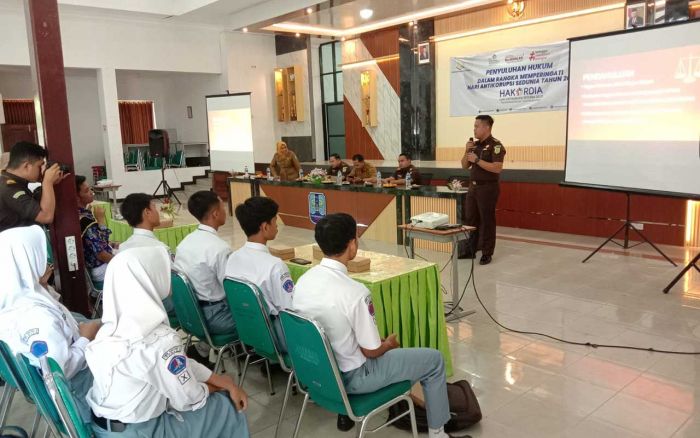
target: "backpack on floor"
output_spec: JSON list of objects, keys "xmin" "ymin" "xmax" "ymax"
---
[{"xmin": 388, "ymin": 380, "xmax": 482, "ymax": 433}]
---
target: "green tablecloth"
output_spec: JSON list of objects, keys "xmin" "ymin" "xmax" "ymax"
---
[
  {"xmin": 92, "ymin": 201, "xmax": 197, "ymax": 253},
  {"xmin": 286, "ymin": 245, "xmax": 453, "ymax": 376}
]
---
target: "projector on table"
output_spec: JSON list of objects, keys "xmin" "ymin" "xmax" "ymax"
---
[{"xmin": 410, "ymin": 212, "xmax": 449, "ymax": 229}]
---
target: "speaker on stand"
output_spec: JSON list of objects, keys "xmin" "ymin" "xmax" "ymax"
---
[{"xmin": 149, "ymin": 129, "xmax": 181, "ymax": 205}]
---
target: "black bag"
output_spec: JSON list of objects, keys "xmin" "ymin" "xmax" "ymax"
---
[{"xmin": 388, "ymin": 380, "xmax": 482, "ymax": 433}]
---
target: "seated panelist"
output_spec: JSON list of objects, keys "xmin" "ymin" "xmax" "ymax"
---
[{"xmin": 383, "ymin": 153, "xmax": 422, "ymax": 185}]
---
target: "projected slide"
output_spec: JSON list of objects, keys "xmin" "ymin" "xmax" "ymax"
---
[
  {"xmin": 566, "ymin": 21, "xmax": 700, "ymax": 197},
  {"xmin": 206, "ymin": 93, "xmax": 255, "ymax": 172}
]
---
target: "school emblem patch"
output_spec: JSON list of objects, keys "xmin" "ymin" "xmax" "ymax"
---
[
  {"xmin": 167, "ymin": 355, "xmax": 187, "ymax": 375},
  {"xmin": 283, "ymin": 279, "xmax": 294, "ymax": 293},
  {"xmin": 30, "ymin": 340, "xmax": 48, "ymax": 358},
  {"xmin": 364, "ymin": 296, "xmax": 375, "ymax": 318}
]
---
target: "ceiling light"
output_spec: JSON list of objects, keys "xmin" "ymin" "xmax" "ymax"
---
[
  {"xmin": 242, "ymin": 27, "xmax": 248, "ymax": 32},
  {"xmin": 360, "ymin": 8, "xmax": 374, "ymax": 20},
  {"xmin": 341, "ymin": 36, "xmax": 346, "ymax": 41},
  {"xmin": 507, "ymin": 0, "xmax": 526, "ymax": 18},
  {"xmin": 408, "ymin": 21, "xmax": 414, "ymax": 26},
  {"xmin": 295, "ymin": 32, "xmax": 301, "ymax": 37},
  {"xmin": 306, "ymin": 7, "xmax": 313, "ymax": 14}
]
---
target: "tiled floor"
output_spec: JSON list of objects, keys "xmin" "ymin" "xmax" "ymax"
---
[{"xmin": 6, "ymin": 179, "xmax": 700, "ymax": 437}]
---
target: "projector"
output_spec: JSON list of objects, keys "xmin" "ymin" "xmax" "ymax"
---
[{"xmin": 410, "ymin": 212, "xmax": 449, "ymax": 229}]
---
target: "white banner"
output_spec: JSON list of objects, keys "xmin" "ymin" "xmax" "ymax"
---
[{"xmin": 450, "ymin": 42, "xmax": 569, "ymax": 116}]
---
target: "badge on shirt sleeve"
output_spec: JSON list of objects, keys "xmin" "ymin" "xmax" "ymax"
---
[
  {"xmin": 30, "ymin": 340, "xmax": 48, "ymax": 358},
  {"xmin": 177, "ymin": 371, "xmax": 191, "ymax": 385},
  {"xmin": 12, "ymin": 191, "xmax": 26, "ymax": 199},
  {"xmin": 167, "ymin": 355, "xmax": 187, "ymax": 375},
  {"xmin": 283, "ymin": 279, "xmax": 294, "ymax": 293},
  {"xmin": 494, "ymin": 145, "xmax": 502, "ymax": 154},
  {"xmin": 21, "ymin": 328, "xmax": 39, "ymax": 343},
  {"xmin": 364, "ymin": 295, "xmax": 376, "ymax": 319}
]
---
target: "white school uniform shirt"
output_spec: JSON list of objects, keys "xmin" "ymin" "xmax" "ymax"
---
[
  {"xmin": 0, "ymin": 225, "xmax": 88, "ymax": 379},
  {"xmin": 173, "ymin": 225, "xmax": 231, "ymax": 302},
  {"xmin": 87, "ymin": 247, "xmax": 213, "ymax": 423},
  {"xmin": 119, "ymin": 228, "xmax": 170, "ymax": 254},
  {"xmin": 292, "ymin": 258, "xmax": 381, "ymax": 372},
  {"xmin": 226, "ymin": 242, "xmax": 294, "ymax": 316}
]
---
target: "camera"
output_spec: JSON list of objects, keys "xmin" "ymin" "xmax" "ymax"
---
[{"xmin": 46, "ymin": 160, "xmax": 71, "ymax": 173}]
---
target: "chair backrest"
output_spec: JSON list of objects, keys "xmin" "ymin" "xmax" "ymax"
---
[
  {"xmin": 0, "ymin": 341, "xmax": 29, "ymax": 397},
  {"xmin": 13, "ymin": 354, "xmax": 65, "ymax": 436},
  {"xmin": 421, "ymin": 172, "xmax": 433, "ymax": 186},
  {"xmin": 170, "ymin": 270, "xmax": 214, "ymax": 346},
  {"xmin": 45, "ymin": 359, "xmax": 93, "ymax": 438},
  {"xmin": 279, "ymin": 310, "xmax": 353, "ymax": 416},
  {"xmin": 223, "ymin": 277, "xmax": 283, "ymax": 366}
]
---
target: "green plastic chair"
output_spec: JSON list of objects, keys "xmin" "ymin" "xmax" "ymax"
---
[
  {"xmin": 0, "ymin": 342, "xmax": 33, "ymax": 430},
  {"xmin": 168, "ymin": 150, "xmax": 184, "ymax": 168},
  {"xmin": 224, "ymin": 277, "xmax": 295, "ymax": 438},
  {"xmin": 171, "ymin": 270, "xmax": 241, "ymax": 374},
  {"xmin": 13, "ymin": 354, "xmax": 64, "ymax": 437},
  {"xmin": 85, "ymin": 270, "xmax": 103, "ymax": 319},
  {"xmin": 279, "ymin": 310, "xmax": 418, "ymax": 438},
  {"xmin": 44, "ymin": 358, "xmax": 93, "ymax": 438}
]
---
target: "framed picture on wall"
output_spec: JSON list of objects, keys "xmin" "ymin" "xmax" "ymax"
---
[
  {"xmin": 418, "ymin": 42, "xmax": 430, "ymax": 64},
  {"xmin": 625, "ymin": 2, "xmax": 646, "ymax": 29}
]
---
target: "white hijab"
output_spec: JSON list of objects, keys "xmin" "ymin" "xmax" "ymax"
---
[
  {"xmin": 0, "ymin": 225, "xmax": 62, "ymax": 311},
  {"xmin": 86, "ymin": 247, "xmax": 171, "ymax": 370}
]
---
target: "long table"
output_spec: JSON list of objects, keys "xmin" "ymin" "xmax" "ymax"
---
[
  {"xmin": 287, "ymin": 245, "xmax": 453, "ymax": 376},
  {"xmin": 229, "ymin": 177, "xmax": 467, "ymax": 252}
]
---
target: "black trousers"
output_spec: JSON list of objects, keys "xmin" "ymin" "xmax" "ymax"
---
[{"xmin": 463, "ymin": 182, "xmax": 500, "ymax": 257}]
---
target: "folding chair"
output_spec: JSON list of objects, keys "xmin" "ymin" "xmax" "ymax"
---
[
  {"xmin": 84, "ymin": 271, "xmax": 103, "ymax": 319},
  {"xmin": 13, "ymin": 354, "xmax": 64, "ymax": 438},
  {"xmin": 279, "ymin": 310, "xmax": 418, "ymax": 438},
  {"xmin": 170, "ymin": 270, "xmax": 240, "ymax": 374},
  {"xmin": 0, "ymin": 342, "xmax": 34, "ymax": 432},
  {"xmin": 224, "ymin": 278, "xmax": 295, "ymax": 437},
  {"xmin": 43, "ymin": 358, "xmax": 93, "ymax": 438}
]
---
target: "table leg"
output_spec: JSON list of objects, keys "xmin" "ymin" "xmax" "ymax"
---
[
  {"xmin": 445, "ymin": 236, "xmax": 475, "ymax": 322},
  {"xmin": 408, "ymin": 234, "xmax": 415, "ymax": 259}
]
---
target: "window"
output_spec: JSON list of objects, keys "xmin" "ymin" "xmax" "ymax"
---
[{"xmin": 319, "ymin": 41, "xmax": 345, "ymax": 159}]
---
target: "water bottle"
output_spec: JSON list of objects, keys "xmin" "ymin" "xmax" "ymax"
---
[
  {"xmin": 299, "ymin": 168, "xmax": 304, "ymax": 180},
  {"xmin": 336, "ymin": 170, "xmax": 343, "ymax": 185},
  {"xmin": 405, "ymin": 171, "xmax": 412, "ymax": 189},
  {"xmin": 266, "ymin": 167, "xmax": 272, "ymax": 181},
  {"xmin": 243, "ymin": 165, "xmax": 249, "ymax": 179},
  {"xmin": 375, "ymin": 170, "xmax": 382, "ymax": 187}
]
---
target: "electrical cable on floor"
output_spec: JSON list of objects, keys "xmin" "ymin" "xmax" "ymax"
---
[{"xmin": 446, "ymin": 229, "xmax": 700, "ymax": 355}]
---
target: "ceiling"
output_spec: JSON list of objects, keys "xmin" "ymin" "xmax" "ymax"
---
[{"xmin": 262, "ymin": 0, "xmax": 502, "ymax": 37}]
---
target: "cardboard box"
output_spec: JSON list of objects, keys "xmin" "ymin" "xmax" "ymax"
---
[
  {"xmin": 269, "ymin": 245, "xmax": 296, "ymax": 260},
  {"xmin": 347, "ymin": 256, "xmax": 371, "ymax": 273},
  {"xmin": 312, "ymin": 244, "xmax": 324, "ymax": 260}
]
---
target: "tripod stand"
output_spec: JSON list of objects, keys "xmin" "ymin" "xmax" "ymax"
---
[
  {"xmin": 663, "ymin": 252, "xmax": 700, "ymax": 293},
  {"xmin": 152, "ymin": 159, "xmax": 181, "ymax": 205},
  {"xmin": 582, "ymin": 192, "xmax": 676, "ymax": 266}
]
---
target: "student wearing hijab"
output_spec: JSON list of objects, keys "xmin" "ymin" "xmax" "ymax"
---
[
  {"xmin": 86, "ymin": 247, "xmax": 249, "ymax": 437},
  {"xmin": 0, "ymin": 225, "xmax": 101, "ymax": 422}
]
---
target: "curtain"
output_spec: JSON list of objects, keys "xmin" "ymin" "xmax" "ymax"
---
[
  {"xmin": 118, "ymin": 101, "xmax": 154, "ymax": 144},
  {"xmin": 2, "ymin": 100, "xmax": 36, "ymax": 125}
]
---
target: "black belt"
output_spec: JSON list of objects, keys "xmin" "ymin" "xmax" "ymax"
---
[
  {"xmin": 199, "ymin": 299, "xmax": 224, "ymax": 307},
  {"xmin": 92, "ymin": 413, "xmax": 127, "ymax": 432}
]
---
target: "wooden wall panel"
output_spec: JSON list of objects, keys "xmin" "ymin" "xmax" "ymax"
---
[
  {"xmin": 360, "ymin": 28, "xmax": 400, "ymax": 94},
  {"xmin": 344, "ymin": 98, "xmax": 384, "ymax": 159}
]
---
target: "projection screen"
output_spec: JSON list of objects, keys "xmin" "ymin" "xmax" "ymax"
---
[
  {"xmin": 565, "ymin": 21, "xmax": 700, "ymax": 199},
  {"xmin": 206, "ymin": 93, "xmax": 255, "ymax": 173}
]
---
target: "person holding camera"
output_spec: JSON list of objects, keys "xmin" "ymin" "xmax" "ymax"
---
[
  {"xmin": 460, "ymin": 115, "xmax": 506, "ymax": 265},
  {"xmin": 0, "ymin": 141, "xmax": 66, "ymax": 233}
]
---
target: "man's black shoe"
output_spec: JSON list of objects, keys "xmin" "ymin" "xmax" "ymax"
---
[
  {"xmin": 337, "ymin": 414, "xmax": 355, "ymax": 431},
  {"xmin": 458, "ymin": 252, "xmax": 476, "ymax": 260},
  {"xmin": 479, "ymin": 255, "xmax": 492, "ymax": 265},
  {"xmin": 186, "ymin": 345, "xmax": 215, "ymax": 370}
]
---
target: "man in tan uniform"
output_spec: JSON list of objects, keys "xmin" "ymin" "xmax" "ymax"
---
[{"xmin": 347, "ymin": 154, "xmax": 377, "ymax": 184}]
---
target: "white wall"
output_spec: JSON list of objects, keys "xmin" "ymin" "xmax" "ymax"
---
[
  {"xmin": 116, "ymin": 70, "xmax": 221, "ymax": 143},
  {"xmin": 0, "ymin": 67, "xmax": 105, "ymax": 178},
  {"xmin": 222, "ymin": 31, "xmax": 278, "ymax": 166}
]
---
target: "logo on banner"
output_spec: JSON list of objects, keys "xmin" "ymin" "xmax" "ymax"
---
[{"xmin": 308, "ymin": 192, "xmax": 326, "ymax": 224}]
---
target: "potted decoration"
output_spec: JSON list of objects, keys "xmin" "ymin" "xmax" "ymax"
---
[
  {"xmin": 159, "ymin": 197, "xmax": 178, "ymax": 226},
  {"xmin": 447, "ymin": 179, "xmax": 464, "ymax": 192},
  {"xmin": 308, "ymin": 168, "xmax": 327, "ymax": 186}
]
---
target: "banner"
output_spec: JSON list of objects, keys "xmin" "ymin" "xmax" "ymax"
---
[{"xmin": 450, "ymin": 42, "xmax": 569, "ymax": 116}]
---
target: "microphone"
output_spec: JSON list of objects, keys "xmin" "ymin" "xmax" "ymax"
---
[{"xmin": 467, "ymin": 137, "xmax": 475, "ymax": 152}]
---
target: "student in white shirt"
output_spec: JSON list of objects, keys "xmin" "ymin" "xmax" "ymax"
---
[
  {"xmin": 120, "ymin": 193, "xmax": 177, "ymax": 318},
  {"xmin": 226, "ymin": 197, "xmax": 292, "ymax": 353},
  {"xmin": 293, "ymin": 213, "xmax": 452, "ymax": 437},
  {"xmin": 174, "ymin": 191, "xmax": 236, "ymax": 362},
  {"xmin": 86, "ymin": 247, "xmax": 249, "ymax": 438},
  {"xmin": 0, "ymin": 225, "xmax": 101, "ymax": 422}
]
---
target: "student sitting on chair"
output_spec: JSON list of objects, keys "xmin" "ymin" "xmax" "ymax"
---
[
  {"xmin": 119, "ymin": 192, "xmax": 177, "ymax": 318},
  {"xmin": 85, "ymin": 247, "xmax": 249, "ymax": 438},
  {"xmin": 293, "ymin": 213, "xmax": 452, "ymax": 437},
  {"xmin": 226, "ymin": 196, "xmax": 293, "ymax": 353},
  {"xmin": 76, "ymin": 175, "xmax": 115, "ymax": 283},
  {"xmin": 174, "ymin": 191, "xmax": 236, "ymax": 365},
  {"xmin": 0, "ymin": 225, "xmax": 101, "ymax": 422}
]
